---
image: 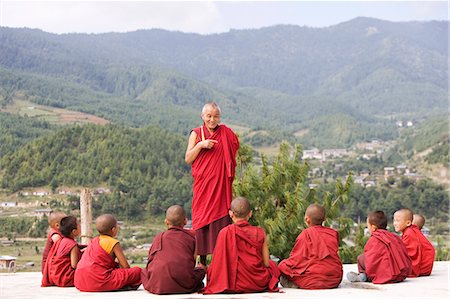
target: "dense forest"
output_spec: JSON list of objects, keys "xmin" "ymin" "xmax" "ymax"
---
[
  {"xmin": 0, "ymin": 124, "xmax": 193, "ymax": 217},
  {"xmin": 0, "ymin": 17, "xmax": 448, "ymax": 147}
]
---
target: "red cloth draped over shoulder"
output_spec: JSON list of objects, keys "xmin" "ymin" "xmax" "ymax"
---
[
  {"xmin": 402, "ymin": 225, "xmax": 435, "ymax": 277},
  {"xmin": 204, "ymin": 220, "xmax": 280, "ymax": 294},
  {"xmin": 191, "ymin": 124, "xmax": 239, "ymax": 230},
  {"xmin": 278, "ymin": 226, "xmax": 343, "ymax": 289},
  {"xmin": 74, "ymin": 237, "xmax": 141, "ymax": 292},
  {"xmin": 42, "ymin": 228, "xmax": 63, "ymax": 273},
  {"xmin": 364, "ymin": 229, "xmax": 411, "ymax": 284},
  {"xmin": 141, "ymin": 227, "xmax": 205, "ymax": 294},
  {"xmin": 41, "ymin": 237, "xmax": 80, "ymax": 287}
]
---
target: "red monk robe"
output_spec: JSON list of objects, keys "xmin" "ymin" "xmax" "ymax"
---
[
  {"xmin": 141, "ymin": 227, "xmax": 205, "ymax": 294},
  {"xmin": 278, "ymin": 226, "xmax": 343, "ymax": 289},
  {"xmin": 402, "ymin": 224, "xmax": 435, "ymax": 277},
  {"xmin": 41, "ymin": 237, "xmax": 81, "ymax": 287},
  {"xmin": 363, "ymin": 229, "xmax": 411, "ymax": 284},
  {"xmin": 191, "ymin": 124, "xmax": 239, "ymax": 254},
  {"xmin": 204, "ymin": 220, "xmax": 280, "ymax": 294},
  {"xmin": 74, "ymin": 237, "xmax": 141, "ymax": 292},
  {"xmin": 41, "ymin": 228, "xmax": 63, "ymax": 273}
]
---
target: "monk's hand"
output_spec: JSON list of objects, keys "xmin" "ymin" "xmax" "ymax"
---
[{"xmin": 201, "ymin": 139, "xmax": 218, "ymax": 149}]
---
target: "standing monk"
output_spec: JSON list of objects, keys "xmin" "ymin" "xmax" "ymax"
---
[{"xmin": 185, "ymin": 102, "xmax": 240, "ymax": 266}]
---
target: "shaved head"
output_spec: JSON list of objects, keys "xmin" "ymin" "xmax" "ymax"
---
[
  {"xmin": 166, "ymin": 205, "xmax": 187, "ymax": 227},
  {"xmin": 96, "ymin": 214, "xmax": 117, "ymax": 235},
  {"xmin": 413, "ymin": 214, "xmax": 425, "ymax": 229},
  {"xmin": 48, "ymin": 211, "xmax": 66, "ymax": 227},
  {"xmin": 305, "ymin": 204, "xmax": 326, "ymax": 225},
  {"xmin": 395, "ymin": 208, "xmax": 413, "ymax": 222},
  {"xmin": 231, "ymin": 197, "xmax": 251, "ymax": 219}
]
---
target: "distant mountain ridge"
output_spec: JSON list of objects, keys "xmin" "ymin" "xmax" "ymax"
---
[{"xmin": 0, "ymin": 17, "xmax": 447, "ymax": 147}]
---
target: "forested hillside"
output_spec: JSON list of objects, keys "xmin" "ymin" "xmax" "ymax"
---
[
  {"xmin": 0, "ymin": 113, "xmax": 54, "ymax": 157},
  {"xmin": 0, "ymin": 17, "xmax": 447, "ymax": 147},
  {"xmin": 0, "ymin": 125, "xmax": 192, "ymax": 217}
]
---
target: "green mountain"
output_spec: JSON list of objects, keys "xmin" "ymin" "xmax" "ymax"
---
[
  {"xmin": 0, "ymin": 124, "xmax": 192, "ymax": 217},
  {"xmin": 0, "ymin": 17, "xmax": 447, "ymax": 147}
]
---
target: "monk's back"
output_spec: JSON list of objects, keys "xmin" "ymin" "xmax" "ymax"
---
[
  {"xmin": 142, "ymin": 228, "xmax": 199, "ymax": 294},
  {"xmin": 402, "ymin": 225, "xmax": 435, "ymax": 276},
  {"xmin": 278, "ymin": 225, "xmax": 343, "ymax": 289}
]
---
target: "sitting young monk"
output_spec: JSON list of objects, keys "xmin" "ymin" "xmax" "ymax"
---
[
  {"xmin": 278, "ymin": 204, "xmax": 343, "ymax": 289},
  {"xmin": 394, "ymin": 208, "xmax": 435, "ymax": 277},
  {"xmin": 347, "ymin": 211, "xmax": 411, "ymax": 284},
  {"xmin": 42, "ymin": 216, "xmax": 81, "ymax": 287},
  {"xmin": 412, "ymin": 214, "xmax": 425, "ymax": 230},
  {"xmin": 74, "ymin": 214, "xmax": 141, "ymax": 292},
  {"xmin": 41, "ymin": 211, "xmax": 66, "ymax": 273},
  {"xmin": 141, "ymin": 205, "xmax": 206, "ymax": 294},
  {"xmin": 204, "ymin": 197, "xmax": 280, "ymax": 294}
]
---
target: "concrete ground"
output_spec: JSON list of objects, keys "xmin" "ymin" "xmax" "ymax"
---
[{"xmin": 1, "ymin": 262, "xmax": 448, "ymax": 299}]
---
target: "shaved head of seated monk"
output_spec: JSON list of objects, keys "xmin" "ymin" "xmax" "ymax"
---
[
  {"xmin": 96, "ymin": 214, "xmax": 118, "ymax": 237},
  {"xmin": 347, "ymin": 210, "xmax": 411, "ymax": 284},
  {"xmin": 412, "ymin": 214, "xmax": 425, "ymax": 230},
  {"xmin": 394, "ymin": 208, "xmax": 435, "ymax": 277},
  {"xmin": 74, "ymin": 214, "xmax": 142, "ymax": 292},
  {"xmin": 41, "ymin": 211, "xmax": 66, "ymax": 273},
  {"xmin": 48, "ymin": 211, "xmax": 67, "ymax": 230},
  {"xmin": 305, "ymin": 204, "xmax": 326, "ymax": 227},
  {"xmin": 204, "ymin": 196, "xmax": 280, "ymax": 294},
  {"xmin": 229, "ymin": 197, "xmax": 252, "ymax": 221},
  {"xmin": 393, "ymin": 208, "xmax": 413, "ymax": 233},
  {"xmin": 165, "ymin": 205, "xmax": 188, "ymax": 228},
  {"xmin": 142, "ymin": 205, "xmax": 206, "ymax": 294}
]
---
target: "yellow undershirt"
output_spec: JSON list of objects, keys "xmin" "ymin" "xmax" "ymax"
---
[{"xmin": 98, "ymin": 235, "xmax": 119, "ymax": 254}]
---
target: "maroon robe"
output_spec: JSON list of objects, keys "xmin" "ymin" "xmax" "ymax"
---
[
  {"xmin": 278, "ymin": 226, "xmax": 343, "ymax": 289},
  {"xmin": 41, "ymin": 237, "xmax": 80, "ymax": 287},
  {"xmin": 402, "ymin": 225, "xmax": 435, "ymax": 277},
  {"xmin": 141, "ymin": 227, "xmax": 205, "ymax": 294},
  {"xmin": 74, "ymin": 237, "xmax": 141, "ymax": 292},
  {"xmin": 363, "ymin": 229, "xmax": 411, "ymax": 284},
  {"xmin": 191, "ymin": 124, "xmax": 239, "ymax": 255},
  {"xmin": 204, "ymin": 220, "xmax": 280, "ymax": 294},
  {"xmin": 41, "ymin": 228, "xmax": 62, "ymax": 273}
]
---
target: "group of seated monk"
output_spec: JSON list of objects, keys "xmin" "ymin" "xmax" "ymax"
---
[{"xmin": 41, "ymin": 199, "xmax": 435, "ymax": 294}]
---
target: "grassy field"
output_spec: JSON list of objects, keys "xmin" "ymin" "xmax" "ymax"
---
[{"xmin": 1, "ymin": 98, "xmax": 109, "ymax": 125}]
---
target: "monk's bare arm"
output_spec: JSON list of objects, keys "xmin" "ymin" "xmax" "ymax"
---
[
  {"xmin": 262, "ymin": 238, "xmax": 270, "ymax": 267},
  {"xmin": 70, "ymin": 245, "xmax": 79, "ymax": 269},
  {"xmin": 112, "ymin": 243, "xmax": 130, "ymax": 268},
  {"xmin": 51, "ymin": 233, "xmax": 61, "ymax": 243},
  {"xmin": 185, "ymin": 131, "xmax": 218, "ymax": 165}
]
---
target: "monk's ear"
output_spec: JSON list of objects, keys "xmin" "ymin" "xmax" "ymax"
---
[
  {"xmin": 183, "ymin": 218, "xmax": 187, "ymax": 226},
  {"xmin": 247, "ymin": 210, "xmax": 253, "ymax": 219},
  {"xmin": 164, "ymin": 219, "xmax": 170, "ymax": 227},
  {"xmin": 228, "ymin": 210, "xmax": 234, "ymax": 219},
  {"xmin": 304, "ymin": 216, "xmax": 311, "ymax": 227}
]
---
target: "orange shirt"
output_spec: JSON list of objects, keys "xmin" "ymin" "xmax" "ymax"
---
[{"xmin": 98, "ymin": 235, "xmax": 119, "ymax": 254}]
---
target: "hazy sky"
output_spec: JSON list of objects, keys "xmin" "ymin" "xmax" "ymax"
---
[{"xmin": 0, "ymin": 1, "xmax": 448, "ymax": 35}]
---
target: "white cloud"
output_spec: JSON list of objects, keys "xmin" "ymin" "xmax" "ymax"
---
[{"xmin": 1, "ymin": 1, "xmax": 226, "ymax": 34}]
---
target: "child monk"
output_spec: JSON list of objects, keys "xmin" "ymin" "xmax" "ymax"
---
[
  {"xmin": 393, "ymin": 208, "xmax": 435, "ymax": 277},
  {"xmin": 204, "ymin": 197, "xmax": 280, "ymax": 294},
  {"xmin": 74, "ymin": 214, "xmax": 141, "ymax": 292},
  {"xmin": 42, "ymin": 215, "xmax": 81, "ymax": 287},
  {"xmin": 41, "ymin": 211, "xmax": 66, "ymax": 273},
  {"xmin": 278, "ymin": 204, "xmax": 343, "ymax": 289},
  {"xmin": 141, "ymin": 205, "xmax": 206, "ymax": 294},
  {"xmin": 412, "ymin": 214, "xmax": 425, "ymax": 230},
  {"xmin": 347, "ymin": 210, "xmax": 411, "ymax": 284}
]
